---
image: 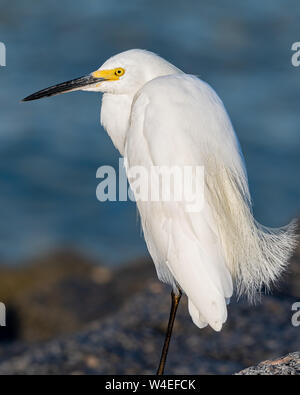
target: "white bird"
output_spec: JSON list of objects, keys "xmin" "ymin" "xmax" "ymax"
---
[{"xmin": 23, "ymin": 49, "xmax": 297, "ymax": 374}]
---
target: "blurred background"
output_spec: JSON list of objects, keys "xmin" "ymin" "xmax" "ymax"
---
[{"xmin": 0, "ymin": 0, "xmax": 299, "ymax": 374}]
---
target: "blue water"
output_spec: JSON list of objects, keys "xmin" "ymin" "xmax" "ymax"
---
[{"xmin": 0, "ymin": 0, "xmax": 299, "ymax": 265}]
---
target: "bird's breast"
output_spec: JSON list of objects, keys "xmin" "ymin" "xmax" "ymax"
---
[{"xmin": 101, "ymin": 93, "xmax": 134, "ymax": 155}]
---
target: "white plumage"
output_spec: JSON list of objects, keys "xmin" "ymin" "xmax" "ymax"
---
[
  {"xmin": 99, "ymin": 50, "xmax": 296, "ymax": 331},
  {"xmin": 23, "ymin": 49, "xmax": 297, "ymax": 332}
]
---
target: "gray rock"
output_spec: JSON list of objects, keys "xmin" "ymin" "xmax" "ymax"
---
[
  {"xmin": 236, "ymin": 352, "xmax": 300, "ymax": 375},
  {"xmin": 0, "ymin": 281, "xmax": 298, "ymax": 375}
]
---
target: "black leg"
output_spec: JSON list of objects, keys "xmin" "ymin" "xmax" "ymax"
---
[{"xmin": 156, "ymin": 289, "xmax": 182, "ymax": 375}]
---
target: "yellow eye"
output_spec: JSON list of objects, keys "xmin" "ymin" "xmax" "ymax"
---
[{"xmin": 115, "ymin": 68, "xmax": 125, "ymax": 77}]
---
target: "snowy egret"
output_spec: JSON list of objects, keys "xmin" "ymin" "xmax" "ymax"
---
[{"xmin": 23, "ymin": 49, "xmax": 296, "ymax": 374}]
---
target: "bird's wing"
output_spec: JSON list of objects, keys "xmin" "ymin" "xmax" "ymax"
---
[{"xmin": 126, "ymin": 74, "xmax": 248, "ymax": 330}]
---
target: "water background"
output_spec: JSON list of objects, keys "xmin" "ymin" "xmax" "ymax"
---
[{"xmin": 0, "ymin": 0, "xmax": 299, "ymax": 265}]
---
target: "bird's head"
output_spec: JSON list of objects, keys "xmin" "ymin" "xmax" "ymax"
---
[{"xmin": 22, "ymin": 49, "xmax": 181, "ymax": 101}]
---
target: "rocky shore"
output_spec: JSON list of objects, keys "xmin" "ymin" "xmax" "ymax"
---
[
  {"xmin": 237, "ymin": 352, "xmax": 299, "ymax": 375},
  {"xmin": 0, "ymin": 243, "xmax": 299, "ymax": 374}
]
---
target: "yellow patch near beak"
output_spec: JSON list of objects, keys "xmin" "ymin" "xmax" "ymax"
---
[{"xmin": 92, "ymin": 69, "xmax": 121, "ymax": 81}]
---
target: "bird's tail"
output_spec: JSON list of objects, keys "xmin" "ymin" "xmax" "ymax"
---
[{"xmin": 206, "ymin": 162, "xmax": 298, "ymax": 302}]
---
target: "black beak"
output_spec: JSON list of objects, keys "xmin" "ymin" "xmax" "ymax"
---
[{"xmin": 22, "ymin": 74, "xmax": 105, "ymax": 102}]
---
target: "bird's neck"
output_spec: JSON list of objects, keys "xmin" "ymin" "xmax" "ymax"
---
[{"xmin": 101, "ymin": 93, "xmax": 134, "ymax": 155}]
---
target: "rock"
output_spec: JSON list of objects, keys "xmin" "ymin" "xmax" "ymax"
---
[
  {"xmin": 0, "ymin": 240, "xmax": 299, "ymax": 374},
  {"xmin": 0, "ymin": 250, "xmax": 154, "ymax": 342},
  {"xmin": 0, "ymin": 281, "xmax": 298, "ymax": 375},
  {"xmin": 277, "ymin": 240, "xmax": 300, "ymax": 299},
  {"xmin": 236, "ymin": 352, "xmax": 300, "ymax": 375}
]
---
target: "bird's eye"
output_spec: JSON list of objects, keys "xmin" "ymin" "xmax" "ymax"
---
[{"xmin": 115, "ymin": 68, "xmax": 125, "ymax": 77}]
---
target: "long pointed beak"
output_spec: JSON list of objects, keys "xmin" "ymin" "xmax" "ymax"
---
[{"xmin": 22, "ymin": 74, "xmax": 106, "ymax": 102}]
